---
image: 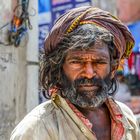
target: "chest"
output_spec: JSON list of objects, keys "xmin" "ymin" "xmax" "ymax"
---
[
  {"xmin": 86, "ymin": 107, "xmax": 111, "ymax": 140},
  {"xmin": 92, "ymin": 124, "xmax": 111, "ymax": 140}
]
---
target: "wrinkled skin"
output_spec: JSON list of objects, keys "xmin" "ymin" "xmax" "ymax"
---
[
  {"xmin": 62, "ymin": 41, "xmax": 113, "ymax": 140},
  {"xmin": 62, "ymin": 41, "xmax": 113, "ymax": 109}
]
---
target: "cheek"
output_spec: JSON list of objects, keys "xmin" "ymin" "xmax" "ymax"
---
[
  {"xmin": 63, "ymin": 64, "xmax": 78, "ymax": 82},
  {"xmin": 97, "ymin": 65, "xmax": 110, "ymax": 79}
]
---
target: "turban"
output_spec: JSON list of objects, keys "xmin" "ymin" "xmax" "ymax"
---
[{"xmin": 44, "ymin": 6, "xmax": 134, "ymax": 60}]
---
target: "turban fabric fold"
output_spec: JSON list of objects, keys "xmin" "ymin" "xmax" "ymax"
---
[{"xmin": 44, "ymin": 6, "xmax": 134, "ymax": 60}]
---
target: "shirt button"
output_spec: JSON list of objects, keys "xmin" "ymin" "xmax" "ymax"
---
[
  {"xmin": 81, "ymin": 127, "xmax": 86, "ymax": 133},
  {"xmin": 52, "ymin": 97, "xmax": 55, "ymax": 101}
]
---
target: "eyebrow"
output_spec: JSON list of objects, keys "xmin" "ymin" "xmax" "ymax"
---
[
  {"xmin": 66, "ymin": 55, "xmax": 109, "ymax": 61},
  {"xmin": 66, "ymin": 56, "xmax": 83, "ymax": 61}
]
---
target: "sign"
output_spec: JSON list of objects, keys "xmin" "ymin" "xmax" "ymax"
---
[
  {"xmin": 38, "ymin": 0, "xmax": 91, "ymax": 49},
  {"xmin": 38, "ymin": 0, "xmax": 51, "ymax": 49},
  {"xmin": 51, "ymin": 0, "xmax": 91, "ymax": 25}
]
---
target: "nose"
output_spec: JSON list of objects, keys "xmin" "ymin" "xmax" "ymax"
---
[{"xmin": 83, "ymin": 63, "xmax": 96, "ymax": 79}]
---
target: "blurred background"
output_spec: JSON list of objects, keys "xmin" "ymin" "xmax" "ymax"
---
[{"xmin": 0, "ymin": 0, "xmax": 140, "ymax": 139}]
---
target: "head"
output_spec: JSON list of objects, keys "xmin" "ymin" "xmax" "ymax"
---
[
  {"xmin": 117, "ymin": 0, "xmax": 140, "ymax": 23},
  {"xmin": 40, "ymin": 6, "xmax": 134, "ymax": 109}
]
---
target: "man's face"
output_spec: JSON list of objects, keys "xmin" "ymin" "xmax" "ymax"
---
[{"xmin": 62, "ymin": 41, "xmax": 113, "ymax": 109}]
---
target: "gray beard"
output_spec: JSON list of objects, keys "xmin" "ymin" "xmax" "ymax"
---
[
  {"xmin": 60, "ymin": 71, "xmax": 112, "ymax": 109},
  {"xmin": 63, "ymin": 84, "xmax": 109, "ymax": 109}
]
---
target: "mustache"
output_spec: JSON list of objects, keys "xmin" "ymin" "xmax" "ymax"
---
[{"xmin": 73, "ymin": 77, "xmax": 104, "ymax": 87}]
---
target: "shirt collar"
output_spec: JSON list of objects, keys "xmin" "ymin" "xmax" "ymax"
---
[
  {"xmin": 51, "ymin": 93, "xmax": 134, "ymax": 130},
  {"xmin": 105, "ymin": 97, "xmax": 134, "ymax": 130}
]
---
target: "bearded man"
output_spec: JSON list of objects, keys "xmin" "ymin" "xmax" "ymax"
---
[{"xmin": 10, "ymin": 6, "xmax": 140, "ymax": 140}]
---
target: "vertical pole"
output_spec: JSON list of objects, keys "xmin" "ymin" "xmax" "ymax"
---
[{"xmin": 26, "ymin": 0, "xmax": 39, "ymax": 113}]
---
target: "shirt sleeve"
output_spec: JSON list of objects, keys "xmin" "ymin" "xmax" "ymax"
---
[
  {"xmin": 10, "ymin": 115, "xmax": 52, "ymax": 140},
  {"xmin": 116, "ymin": 101, "xmax": 140, "ymax": 140}
]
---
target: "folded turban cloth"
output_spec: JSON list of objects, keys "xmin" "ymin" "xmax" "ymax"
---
[{"xmin": 44, "ymin": 6, "xmax": 134, "ymax": 60}]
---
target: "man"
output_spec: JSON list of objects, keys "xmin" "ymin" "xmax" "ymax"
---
[{"xmin": 10, "ymin": 6, "xmax": 139, "ymax": 140}]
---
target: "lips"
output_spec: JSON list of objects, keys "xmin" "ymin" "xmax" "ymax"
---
[{"xmin": 78, "ymin": 84, "xmax": 99, "ymax": 91}]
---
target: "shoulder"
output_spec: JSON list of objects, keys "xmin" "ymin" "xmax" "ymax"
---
[
  {"xmin": 10, "ymin": 100, "xmax": 57, "ymax": 140},
  {"xmin": 115, "ymin": 101, "xmax": 134, "ymax": 116},
  {"xmin": 115, "ymin": 101, "xmax": 137, "ymax": 121},
  {"xmin": 115, "ymin": 101, "xmax": 140, "ymax": 139},
  {"xmin": 115, "ymin": 100, "xmax": 139, "ymax": 129}
]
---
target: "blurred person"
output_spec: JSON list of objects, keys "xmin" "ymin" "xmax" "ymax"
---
[
  {"xmin": 10, "ymin": 6, "xmax": 139, "ymax": 140},
  {"xmin": 116, "ymin": 0, "xmax": 140, "ymax": 24}
]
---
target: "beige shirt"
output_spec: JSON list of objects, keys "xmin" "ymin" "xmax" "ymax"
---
[{"xmin": 10, "ymin": 94, "xmax": 140, "ymax": 140}]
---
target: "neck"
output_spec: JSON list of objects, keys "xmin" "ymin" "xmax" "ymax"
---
[
  {"xmin": 75, "ymin": 103, "xmax": 108, "ymax": 116},
  {"xmin": 75, "ymin": 103, "xmax": 111, "ymax": 140},
  {"xmin": 74, "ymin": 103, "xmax": 111, "ymax": 130}
]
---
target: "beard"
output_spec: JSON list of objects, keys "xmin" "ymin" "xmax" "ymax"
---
[{"xmin": 60, "ymin": 72, "xmax": 113, "ymax": 109}]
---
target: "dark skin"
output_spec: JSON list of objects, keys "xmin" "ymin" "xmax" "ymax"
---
[
  {"xmin": 63, "ymin": 41, "xmax": 115, "ymax": 140},
  {"xmin": 76, "ymin": 104, "xmax": 111, "ymax": 140}
]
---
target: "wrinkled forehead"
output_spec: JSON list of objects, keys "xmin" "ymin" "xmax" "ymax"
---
[
  {"xmin": 66, "ymin": 38, "xmax": 110, "ymax": 52},
  {"xmin": 65, "ymin": 40, "xmax": 110, "ymax": 58}
]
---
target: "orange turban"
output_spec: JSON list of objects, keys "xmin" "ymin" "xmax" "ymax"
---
[{"xmin": 44, "ymin": 6, "xmax": 134, "ymax": 60}]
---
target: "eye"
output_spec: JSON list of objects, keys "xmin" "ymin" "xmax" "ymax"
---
[
  {"xmin": 95, "ymin": 59, "xmax": 108, "ymax": 64},
  {"xmin": 68, "ymin": 60, "xmax": 83, "ymax": 69},
  {"xmin": 70, "ymin": 60, "xmax": 81, "ymax": 64},
  {"xmin": 98, "ymin": 61, "xmax": 108, "ymax": 64}
]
